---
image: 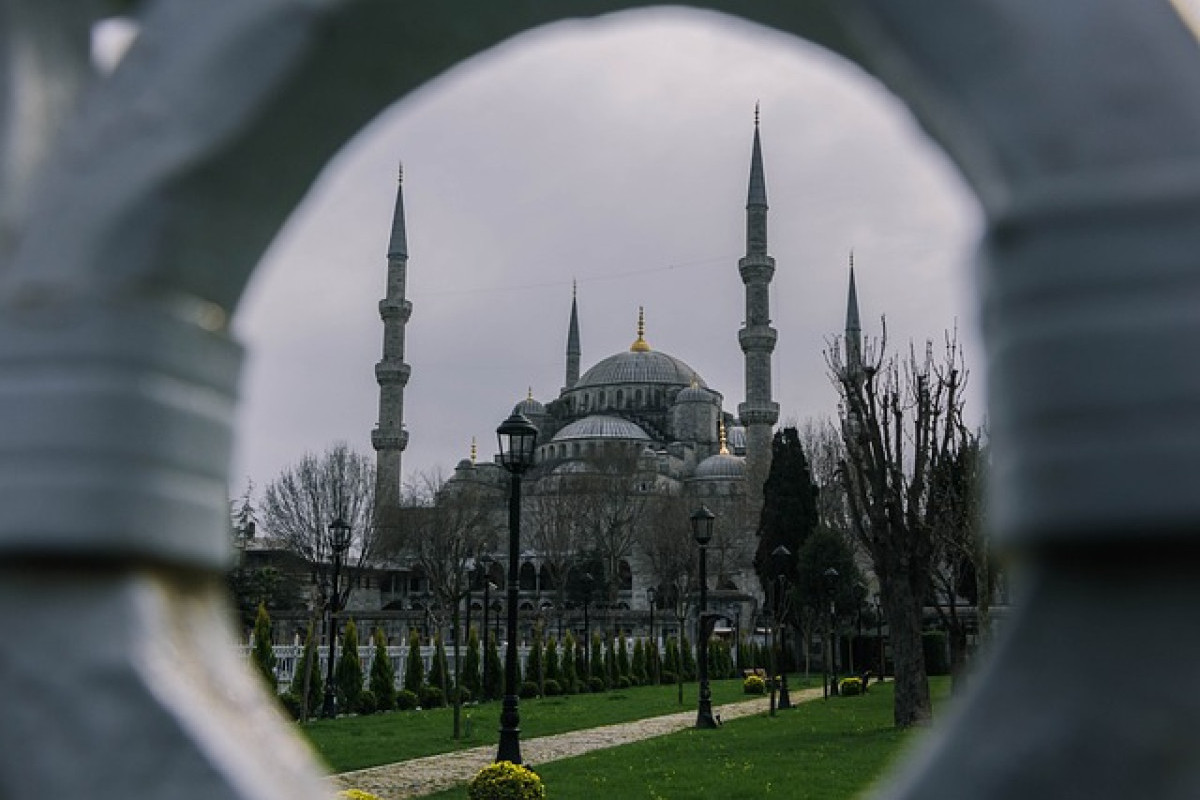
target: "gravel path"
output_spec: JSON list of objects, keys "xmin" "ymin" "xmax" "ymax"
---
[{"xmin": 331, "ymin": 686, "xmax": 825, "ymax": 799}]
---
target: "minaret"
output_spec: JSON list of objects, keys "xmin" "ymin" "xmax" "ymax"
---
[
  {"xmin": 372, "ymin": 162, "xmax": 412, "ymax": 526},
  {"xmin": 564, "ymin": 281, "xmax": 581, "ymax": 390},
  {"xmin": 845, "ymin": 253, "xmax": 864, "ymax": 380},
  {"xmin": 737, "ymin": 107, "xmax": 780, "ymax": 504}
]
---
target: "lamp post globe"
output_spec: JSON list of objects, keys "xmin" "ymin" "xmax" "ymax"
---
[
  {"xmin": 495, "ymin": 411, "xmax": 538, "ymax": 765},
  {"xmin": 321, "ymin": 516, "xmax": 352, "ymax": 719},
  {"xmin": 690, "ymin": 505, "xmax": 719, "ymax": 729}
]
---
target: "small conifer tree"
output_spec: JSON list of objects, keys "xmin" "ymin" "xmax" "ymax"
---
[
  {"xmin": 616, "ymin": 632, "xmax": 631, "ymax": 680},
  {"xmin": 544, "ymin": 636, "xmax": 560, "ymax": 685},
  {"xmin": 631, "ymin": 638, "xmax": 646, "ymax": 685},
  {"xmin": 560, "ymin": 631, "xmax": 577, "ymax": 693},
  {"xmin": 336, "ymin": 618, "xmax": 363, "ymax": 712},
  {"xmin": 250, "ymin": 602, "xmax": 277, "ymax": 692},
  {"xmin": 604, "ymin": 637, "xmax": 617, "ymax": 687},
  {"xmin": 664, "ymin": 636, "xmax": 680, "ymax": 679},
  {"xmin": 484, "ymin": 630, "xmax": 503, "ymax": 700},
  {"xmin": 647, "ymin": 639, "xmax": 660, "ymax": 684},
  {"xmin": 404, "ymin": 628, "xmax": 424, "ymax": 693},
  {"xmin": 590, "ymin": 632, "xmax": 605, "ymax": 683},
  {"xmin": 298, "ymin": 623, "xmax": 323, "ymax": 717},
  {"xmin": 681, "ymin": 633, "xmax": 697, "ymax": 681},
  {"xmin": 369, "ymin": 627, "xmax": 396, "ymax": 711},
  {"xmin": 428, "ymin": 632, "xmax": 449, "ymax": 694},
  {"xmin": 462, "ymin": 626, "xmax": 482, "ymax": 700},
  {"xmin": 525, "ymin": 626, "xmax": 544, "ymax": 694}
]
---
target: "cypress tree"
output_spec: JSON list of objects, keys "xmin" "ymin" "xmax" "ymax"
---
[
  {"xmin": 560, "ymin": 631, "xmax": 578, "ymax": 693},
  {"xmin": 369, "ymin": 627, "xmax": 396, "ymax": 711},
  {"xmin": 298, "ymin": 623, "xmax": 323, "ymax": 717},
  {"xmin": 462, "ymin": 626, "xmax": 482, "ymax": 700},
  {"xmin": 616, "ymin": 632, "xmax": 631, "ymax": 680},
  {"xmin": 336, "ymin": 618, "xmax": 363, "ymax": 712},
  {"xmin": 664, "ymin": 636, "xmax": 680, "ymax": 680},
  {"xmin": 525, "ymin": 626, "xmax": 544, "ymax": 694},
  {"xmin": 590, "ymin": 632, "xmax": 605, "ymax": 684},
  {"xmin": 404, "ymin": 628, "xmax": 424, "ymax": 693},
  {"xmin": 428, "ymin": 632, "xmax": 449, "ymax": 694},
  {"xmin": 681, "ymin": 633, "xmax": 697, "ymax": 681},
  {"xmin": 646, "ymin": 639, "xmax": 661, "ymax": 685},
  {"xmin": 604, "ymin": 638, "xmax": 617, "ymax": 687},
  {"xmin": 484, "ymin": 630, "xmax": 503, "ymax": 700},
  {"xmin": 544, "ymin": 636, "xmax": 560, "ymax": 685},
  {"xmin": 250, "ymin": 602, "xmax": 277, "ymax": 692},
  {"xmin": 631, "ymin": 638, "xmax": 646, "ymax": 685}
]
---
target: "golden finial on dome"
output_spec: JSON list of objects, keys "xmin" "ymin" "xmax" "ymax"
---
[
  {"xmin": 470, "ymin": 437, "xmax": 477, "ymax": 465},
  {"xmin": 630, "ymin": 306, "xmax": 651, "ymax": 352},
  {"xmin": 527, "ymin": 387, "xmax": 534, "ymax": 401},
  {"xmin": 719, "ymin": 418, "xmax": 730, "ymax": 455}
]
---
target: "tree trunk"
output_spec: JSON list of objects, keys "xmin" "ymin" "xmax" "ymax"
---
[
  {"xmin": 886, "ymin": 579, "xmax": 932, "ymax": 728},
  {"xmin": 452, "ymin": 605, "xmax": 461, "ymax": 739}
]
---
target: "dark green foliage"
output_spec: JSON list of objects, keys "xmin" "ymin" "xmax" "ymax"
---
[
  {"xmin": 525, "ymin": 627, "xmax": 544, "ymax": 693},
  {"xmin": 616, "ymin": 633, "xmax": 631, "ymax": 680},
  {"xmin": 543, "ymin": 678, "xmax": 563, "ymax": 696},
  {"xmin": 922, "ymin": 631, "xmax": 950, "ymax": 675},
  {"xmin": 428, "ymin": 633, "xmax": 449, "ymax": 695},
  {"xmin": 357, "ymin": 689, "xmax": 377, "ymax": 714},
  {"xmin": 450, "ymin": 686, "xmax": 472, "ymax": 704},
  {"xmin": 604, "ymin": 638, "xmax": 617, "ymax": 688},
  {"xmin": 631, "ymin": 639, "xmax": 646, "ymax": 685},
  {"xmin": 368, "ymin": 627, "xmax": 396, "ymax": 712},
  {"xmin": 737, "ymin": 636, "xmax": 752, "ymax": 671},
  {"xmin": 297, "ymin": 623, "xmax": 324, "ymax": 718},
  {"xmin": 484, "ymin": 630, "xmax": 503, "ymax": 700},
  {"xmin": 250, "ymin": 603, "xmax": 277, "ymax": 692},
  {"xmin": 395, "ymin": 689, "xmax": 419, "ymax": 710},
  {"xmin": 743, "ymin": 675, "xmax": 766, "ymax": 695},
  {"xmin": 659, "ymin": 670, "xmax": 677, "ymax": 686},
  {"xmin": 587, "ymin": 676, "xmax": 606, "ymax": 693},
  {"xmin": 336, "ymin": 618, "xmax": 363, "ymax": 713},
  {"xmin": 680, "ymin": 634, "xmax": 696, "ymax": 681},
  {"xmin": 796, "ymin": 527, "xmax": 867, "ymax": 625},
  {"xmin": 519, "ymin": 681, "xmax": 540, "ymax": 699},
  {"xmin": 462, "ymin": 626, "xmax": 482, "ymax": 701},
  {"xmin": 754, "ymin": 427, "xmax": 820, "ymax": 601},
  {"xmin": 280, "ymin": 691, "xmax": 304, "ymax": 719},
  {"xmin": 663, "ymin": 637, "xmax": 680, "ymax": 681},
  {"xmin": 544, "ymin": 636, "xmax": 560, "ymax": 686},
  {"xmin": 405, "ymin": 629, "xmax": 425, "ymax": 693},
  {"xmin": 616, "ymin": 676, "xmax": 632, "ymax": 689},
  {"xmin": 590, "ymin": 633, "xmax": 605, "ymax": 683},
  {"xmin": 646, "ymin": 639, "xmax": 660, "ymax": 685},
  {"xmin": 420, "ymin": 685, "xmax": 446, "ymax": 708},
  {"xmin": 560, "ymin": 631, "xmax": 578, "ymax": 694}
]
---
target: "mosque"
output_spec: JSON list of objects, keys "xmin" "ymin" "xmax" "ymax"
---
[{"xmin": 371, "ymin": 116, "xmax": 783, "ymax": 634}]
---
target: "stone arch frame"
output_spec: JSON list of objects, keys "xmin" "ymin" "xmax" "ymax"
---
[{"xmin": 4, "ymin": 3, "xmax": 1200, "ymax": 799}]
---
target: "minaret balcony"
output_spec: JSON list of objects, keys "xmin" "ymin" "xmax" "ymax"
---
[
  {"xmin": 738, "ymin": 403, "xmax": 780, "ymax": 426},
  {"xmin": 378, "ymin": 299, "xmax": 413, "ymax": 322},
  {"xmin": 372, "ymin": 427, "xmax": 409, "ymax": 451},
  {"xmin": 738, "ymin": 327, "xmax": 778, "ymax": 353},
  {"xmin": 737, "ymin": 256, "xmax": 775, "ymax": 284},
  {"xmin": 375, "ymin": 361, "xmax": 411, "ymax": 386}
]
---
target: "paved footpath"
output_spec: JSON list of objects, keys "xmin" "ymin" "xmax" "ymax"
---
[{"xmin": 331, "ymin": 686, "xmax": 825, "ymax": 799}]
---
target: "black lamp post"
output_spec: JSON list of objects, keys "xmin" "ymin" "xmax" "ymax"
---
[
  {"xmin": 691, "ymin": 505, "xmax": 718, "ymax": 729},
  {"xmin": 480, "ymin": 556, "xmax": 494, "ymax": 700},
  {"xmin": 646, "ymin": 586, "xmax": 658, "ymax": 685},
  {"xmin": 772, "ymin": 544, "xmax": 792, "ymax": 710},
  {"xmin": 495, "ymin": 411, "xmax": 538, "ymax": 765},
  {"xmin": 582, "ymin": 572, "xmax": 594, "ymax": 677},
  {"xmin": 823, "ymin": 566, "xmax": 839, "ymax": 699},
  {"xmin": 321, "ymin": 517, "xmax": 352, "ymax": 719},
  {"xmin": 874, "ymin": 592, "xmax": 885, "ymax": 681}
]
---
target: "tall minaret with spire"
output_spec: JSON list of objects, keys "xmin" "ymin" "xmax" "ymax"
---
[
  {"xmin": 564, "ymin": 281, "xmax": 581, "ymax": 391},
  {"xmin": 845, "ymin": 253, "xmax": 864, "ymax": 380},
  {"xmin": 737, "ymin": 107, "xmax": 780, "ymax": 504},
  {"xmin": 372, "ymin": 162, "xmax": 412, "ymax": 526}
]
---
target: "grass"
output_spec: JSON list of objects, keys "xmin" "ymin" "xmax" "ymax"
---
[
  {"xmin": 301, "ymin": 676, "xmax": 820, "ymax": 773},
  {"xmin": 425, "ymin": 677, "xmax": 950, "ymax": 800}
]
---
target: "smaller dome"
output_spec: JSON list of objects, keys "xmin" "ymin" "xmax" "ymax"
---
[
  {"xmin": 551, "ymin": 415, "xmax": 651, "ymax": 442},
  {"xmin": 693, "ymin": 452, "xmax": 746, "ymax": 481},
  {"xmin": 676, "ymin": 383, "xmax": 714, "ymax": 404},
  {"xmin": 455, "ymin": 458, "xmax": 474, "ymax": 472},
  {"xmin": 513, "ymin": 389, "xmax": 545, "ymax": 417}
]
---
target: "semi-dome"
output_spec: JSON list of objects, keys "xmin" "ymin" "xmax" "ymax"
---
[
  {"xmin": 693, "ymin": 452, "xmax": 746, "ymax": 481},
  {"xmin": 676, "ymin": 382, "xmax": 716, "ymax": 404},
  {"xmin": 551, "ymin": 415, "xmax": 651, "ymax": 442}
]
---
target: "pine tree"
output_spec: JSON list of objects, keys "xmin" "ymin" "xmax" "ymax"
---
[
  {"xmin": 336, "ymin": 618, "xmax": 363, "ymax": 712},
  {"xmin": 369, "ymin": 627, "xmax": 396, "ymax": 711},
  {"xmin": 250, "ymin": 602, "xmax": 277, "ymax": 692},
  {"xmin": 646, "ymin": 639, "xmax": 661, "ymax": 685},
  {"xmin": 664, "ymin": 636, "xmax": 680, "ymax": 680},
  {"xmin": 298, "ymin": 623, "xmax": 323, "ymax": 717},
  {"xmin": 616, "ymin": 632, "xmax": 631, "ymax": 680},
  {"xmin": 604, "ymin": 638, "xmax": 617, "ymax": 687},
  {"xmin": 544, "ymin": 636, "xmax": 560, "ymax": 686},
  {"xmin": 462, "ymin": 626, "xmax": 482, "ymax": 700},
  {"xmin": 404, "ymin": 628, "xmax": 424, "ymax": 693},
  {"xmin": 631, "ymin": 638, "xmax": 646, "ymax": 685},
  {"xmin": 484, "ymin": 630, "xmax": 503, "ymax": 700},
  {"xmin": 525, "ymin": 626, "xmax": 544, "ymax": 694},
  {"xmin": 681, "ymin": 633, "xmax": 697, "ymax": 681},
  {"xmin": 590, "ymin": 633, "xmax": 605, "ymax": 684},
  {"xmin": 560, "ymin": 631, "xmax": 578, "ymax": 693},
  {"xmin": 428, "ymin": 632, "xmax": 449, "ymax": 694}
]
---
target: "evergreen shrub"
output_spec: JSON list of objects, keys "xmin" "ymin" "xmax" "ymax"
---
[
  {"xmin": 518, "ymin": 681, "xmax": 540, "ymax": 699},
  {"xmin": 356, "ymin": 689, "xmax": 377, "ymax": 714},
  {"xmin": 838, "ymin": 677, "xmax": 864, "ymax": 696},
  {"xmin": 467, "ymin": 761, "xmax": 545, "ymax": 800},
  {"xmin": 395, "ymin": 689, "xmax": 419, "ymax": 711},
  {"xmin": 542, "ymin": 679, "xmax": 562, "ymax": 696},
  {"xmin": 660, "ymin": 670, "xmax": 677, "ymax": 686},
  {"xmin": 587, "ymin": 676, "xmax": 606, "ymax": 693},
  {"xmin": 743, "ymin": 675, "xmax": 766, "ymax": 695},
  {"xmin": 280, "ymin": 692, "xmax": 304, "ymax": 719},
  {"xmin": 616, "ymin": 676, "xmax": 632, "ymax": 690},
  {"xmin": 419, "ymin": 686, "xmax": 445, "ymax": 709}
]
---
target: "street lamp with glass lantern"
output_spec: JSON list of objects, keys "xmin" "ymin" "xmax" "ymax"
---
[
  {"xmin": 823, "ymin": 566, "xmax": 839, "ymax": 699},
  {"xmin": 495, "ymin": 411, "xmax": 538, "ymax": 765},
  {"xmin": 321, "ymin": 516, "xmax": 352, "ymax": 719},
  {"xmin": 691, "ymin": 505, "xmax": 719, "ymax": 729},
  {"xmin": 646, "ymin": 586, "xmax": 658, "ymax": 685}
]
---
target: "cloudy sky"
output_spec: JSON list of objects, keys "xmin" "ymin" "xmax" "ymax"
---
[{"xmin": 224, "ymin": 8, "xmax": 983, "ymax": 498}]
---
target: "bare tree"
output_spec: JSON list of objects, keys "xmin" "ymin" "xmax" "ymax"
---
[
  {"xmin": 828, "ymin": 326, "xmax": 972, "ymax": 728},
  {"xmin": 260, "ymin": 442, "xmax": 378, "ymax": 591},
  {"xmin": 525, "ymin": 484, "xmax": 587, "ymax": 628}
]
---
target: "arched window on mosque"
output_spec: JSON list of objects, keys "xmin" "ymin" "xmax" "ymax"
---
[
  {"xmin": 618, "ymin": 560, "xmax": 633, "ymax": 591},
  {"xmin": 519, "ymin": 561, "xmax": 537, "ymax": 591},
  {"xmin": 635, "ymin": 389, "xmax": 644, "ymax": 407},
  {"xmin": 616, "ymin": 389, "xmax": 624, "ymax": 407},
  {"xmin": 538, "ymin": 563, "xmax": 555, "ymax": 591}
]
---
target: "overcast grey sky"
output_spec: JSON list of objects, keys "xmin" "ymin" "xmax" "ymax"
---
[{"xmin": 225, "ymin": 8, "xmax": 983, "ymax": 498}]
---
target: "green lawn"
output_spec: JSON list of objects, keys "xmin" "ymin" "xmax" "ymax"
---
[
  {"xmin": 426, "ymin": 678, "xmax": 949, "ymax": 800},
  {"xmin": 300, "ymin": 677, "xmax": 820, "ymax": 773}
]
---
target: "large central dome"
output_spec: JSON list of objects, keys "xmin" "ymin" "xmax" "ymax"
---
[{"xmin": 576, "ymin": 349, "xmax": 706, "ymax": 389}]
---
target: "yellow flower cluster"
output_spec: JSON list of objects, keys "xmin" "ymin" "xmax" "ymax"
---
[
  {"xmin": 468, "ymin": 760, "xmax": 546, "ymax": 800},
  {"xmin": 339, "ymin": 789, "xmax": 383, "ymax": 800}
]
